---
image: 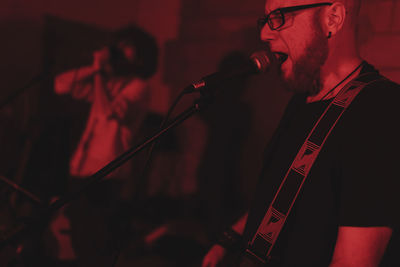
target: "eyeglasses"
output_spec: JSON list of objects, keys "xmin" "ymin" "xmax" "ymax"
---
[{"xmin": 257, "ymin": 3, "xmax": 333, "ymax": 31}]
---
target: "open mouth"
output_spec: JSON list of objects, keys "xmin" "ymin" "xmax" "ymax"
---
[{"xmin": 274, "ymin": 52, "xmax": 288, "ymax": 64}]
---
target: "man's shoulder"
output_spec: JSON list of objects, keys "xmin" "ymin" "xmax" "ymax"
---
[
  {"xmin": 344, "ymin": 71, "xmax": 400, "ymax": 128},
  {"xmin": 355, "ymin": 69, "xmax": 400, "ymax": 105},
  {"xmin": 358, "ymin": 62, "xmax": 400, "ymax": 93},
  {"xmin": 365, "ymin": 75, "xmax": 400, "ymax": 90}
]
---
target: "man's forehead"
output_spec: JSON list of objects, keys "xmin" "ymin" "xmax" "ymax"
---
[{"xmin": 265, "ymin": 0, "xmax": 317, "ymax": 13}]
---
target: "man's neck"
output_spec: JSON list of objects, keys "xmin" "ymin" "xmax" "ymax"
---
[{"xmin": 307, "ymin": 56, "xmax": 363, "ymax": 103}]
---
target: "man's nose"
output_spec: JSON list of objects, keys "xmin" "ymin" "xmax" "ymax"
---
[{"xmin": 260, "ymin": 24, "xmax": 278, "ymax": 42}]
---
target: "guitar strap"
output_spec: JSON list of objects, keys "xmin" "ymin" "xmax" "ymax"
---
[{"xmin": 244, "ymin": 71, "xmax": 383, "ymax": 265}]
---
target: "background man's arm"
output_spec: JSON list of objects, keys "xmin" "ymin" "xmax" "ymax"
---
[
  {"xmin": 54, "ymin": 66, "xmax": 97, "ymax": 96},
  {"xmin": 54, "ymin": 47, "xmax": 109, "ymax": 98}
]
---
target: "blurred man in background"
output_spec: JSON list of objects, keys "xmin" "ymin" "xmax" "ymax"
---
[{"xmin": 53, "ymin": 25, "xmax": 158, "ymax": 266}]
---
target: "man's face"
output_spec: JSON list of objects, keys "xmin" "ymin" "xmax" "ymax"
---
[
  {"xmin": 261, "ymin": 0, "xmax": 329, "ymax": 95},
  {"xmin": 117, "ymin": 42, "xmax": 136, "ymax": 63},
  {"xmin": 109, "ymin": 42, "xmax": 137, "ymax": 77}
]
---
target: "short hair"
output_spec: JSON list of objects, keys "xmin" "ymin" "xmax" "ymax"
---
[{"xmin": 113, "ymin": 25, "xmax": 158, "ymax": 79}]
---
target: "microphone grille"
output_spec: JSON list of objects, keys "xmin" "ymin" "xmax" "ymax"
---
[{"xmin": 250, "ymin": 50, "xmax": 270, "ymax": 73}]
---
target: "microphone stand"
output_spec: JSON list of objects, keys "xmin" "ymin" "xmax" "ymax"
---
[
  {"xmin": 0, "ymin": 175, "xmax": 42, "ymax": 205},
  {"xmin": 0, "ymin": 95, "xmax": 209, "ymax": 252}
]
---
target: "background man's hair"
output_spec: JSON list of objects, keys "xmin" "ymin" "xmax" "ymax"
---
[{"xmin": 113, "ymin": 25, "xmax": 159, "ymax": 79}]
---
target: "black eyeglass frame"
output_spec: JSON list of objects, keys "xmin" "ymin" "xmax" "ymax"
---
[{"xmin": 258, "ymin": 2, "xmax": 333, "ymax": 31}]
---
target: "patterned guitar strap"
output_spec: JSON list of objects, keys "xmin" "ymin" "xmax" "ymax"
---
[{"xmin": 242, "ymin": 70, "xmax": 383, "ymax": 266}]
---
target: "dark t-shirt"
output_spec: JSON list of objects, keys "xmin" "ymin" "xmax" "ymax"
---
[{"xmin": 243, "ymin": 63, "xmax": 400, "ymax": 266}]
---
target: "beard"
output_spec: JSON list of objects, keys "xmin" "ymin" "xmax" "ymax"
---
[{"xmin": 282, "ymin": 16, "xmax": 329, "ymax": 95}]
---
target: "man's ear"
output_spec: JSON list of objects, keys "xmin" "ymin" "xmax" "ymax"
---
[{"xmin": 323, "ymin": 2, "xmax": 346, "ymax": 37}]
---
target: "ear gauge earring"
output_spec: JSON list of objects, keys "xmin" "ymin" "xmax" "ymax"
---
[{"xmin": 327, "ymin": 32, "xmax": 332, "ymax": 39}]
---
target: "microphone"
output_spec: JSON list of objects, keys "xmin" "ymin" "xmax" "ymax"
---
[{"xmin": 183, "ymin": 50, "xmax": 271, "ymax": 94}]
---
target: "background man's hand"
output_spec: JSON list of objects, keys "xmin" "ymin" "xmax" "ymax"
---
[{"xmin": 93, "ymin": 47, "xmax": 111, "ymax": 72}]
